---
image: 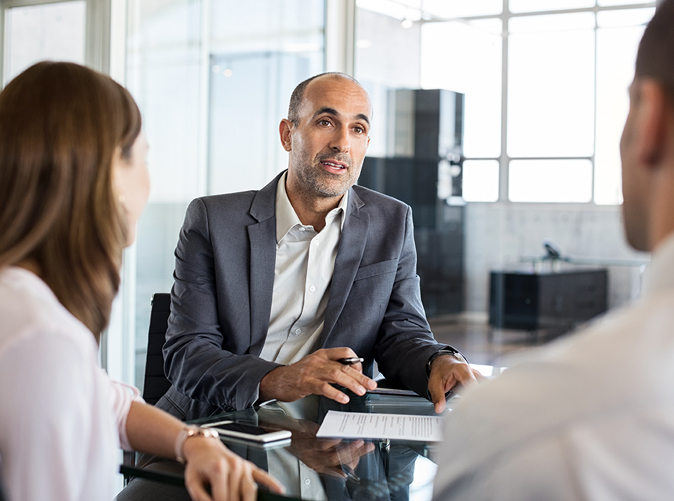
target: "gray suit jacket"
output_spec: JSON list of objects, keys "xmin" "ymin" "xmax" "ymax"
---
[{"xmin": 159, "ymin": 172, "xmax": 449, "ymax": 419}]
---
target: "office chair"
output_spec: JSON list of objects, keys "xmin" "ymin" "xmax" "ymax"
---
[
  {"xmin": 143, "ymin": 293, "xmax": 172, "ymax": 405},
  {"xmin": 123, "ymin": 293, "xmax": 172, "ymax": 480}
]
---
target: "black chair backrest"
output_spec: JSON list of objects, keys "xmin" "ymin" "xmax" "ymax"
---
[{"xmin": 143, "ymin": 293, "xmax": 172, "ymax": 405}]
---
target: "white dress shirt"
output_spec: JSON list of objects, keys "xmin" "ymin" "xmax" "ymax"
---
[
  {"xmin": 260, "ymin": 172, "xmax": 347, "ymax": 365},
  {"xmin": 255, "ymin": 405, "xmax": 328, "ymax": 501},
  {"xmin": 433, "ymin": 235, "xmax": 674, "ymax": 501},
  {"xmin": 0, "ymin": 267, "xmax": 142, "ymax": 501},
  {"xmin": 257, "ymin": 173, "xmax": 346, "ymax": 501}
]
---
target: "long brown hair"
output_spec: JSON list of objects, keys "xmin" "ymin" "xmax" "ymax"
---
[{"xmin": 0, "ymin": 62, "xmax": 142, "ymax": 341}]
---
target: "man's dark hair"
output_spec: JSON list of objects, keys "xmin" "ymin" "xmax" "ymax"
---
[
  {"xmin": 287, "ymin": 72, "xmax": 362, "ymax": 125},
  {"xmin": 636, "ymin": 0, "xmax": 674, "ymax": 99}
]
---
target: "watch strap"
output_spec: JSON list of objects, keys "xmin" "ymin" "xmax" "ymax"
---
[
  {"xmin": 174, "ymin": 426, "xmax": 220, "ymax": 464},
  {"xmin": 426, "ymin": 348, "xmax": 468, "ymax": 378}
]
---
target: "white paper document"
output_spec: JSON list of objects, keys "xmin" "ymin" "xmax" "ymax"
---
[{"xmin": 316, "ymin": 411, "xmax": 443, "ymax": 442}]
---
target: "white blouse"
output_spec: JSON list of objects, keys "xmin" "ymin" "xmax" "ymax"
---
[{"xmin": 0, "ymin": 267, "xmax": 142, "ymax": 500}]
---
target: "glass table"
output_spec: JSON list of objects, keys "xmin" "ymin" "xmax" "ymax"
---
[{"xmin": 118, "ymin": 390, "xmax": 462, "ymax": 501}]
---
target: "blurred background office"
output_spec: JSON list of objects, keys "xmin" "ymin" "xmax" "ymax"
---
[{"xmin": 0, "ymin": 0, "xmax": 654, "ymax": 395}]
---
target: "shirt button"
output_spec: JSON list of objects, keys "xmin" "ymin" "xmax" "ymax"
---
[
  {"xmin": 299, "ymin": 227, "xmax": 305, "ymax": 232},
  {"xmin": 313, "ymin": 240, "xmax": 320, "ymax": 246},
  {"xmin": 309, "ymin": 285, "xmax": 316, "ymax": 293},
  {"xmin": 294, "ymin": 328, "xmax": 301, "ymax": 335},
  {"xmin": 304, "ymin": 478, "xmax": 311, "ymax": 486}
]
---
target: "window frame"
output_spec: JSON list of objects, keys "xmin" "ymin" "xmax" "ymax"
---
[{"xmin": 423, "ymin": 0, "xmax": 657, "ymax": 204}]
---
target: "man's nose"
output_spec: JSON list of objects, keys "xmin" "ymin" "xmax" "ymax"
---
[{"xmin": 329, "ymin": 126, "xmax": 350, "ymax": 152}]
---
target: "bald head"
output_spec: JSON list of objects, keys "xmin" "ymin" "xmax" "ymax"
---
[{"xmin": 288, "ymin": 72, "xmax": 365, "ymax": 126}]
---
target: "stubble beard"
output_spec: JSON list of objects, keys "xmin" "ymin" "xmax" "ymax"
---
[{"xmin": 295, "ymin": 151, "xmax": 358, "ymax": 199}]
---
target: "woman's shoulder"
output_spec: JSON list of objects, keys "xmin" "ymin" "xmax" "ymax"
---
[
  {"xmin": 0, "ymin": 266, "xmax": 97, "ymax": 359},
  {"xmin": 0, "ymin": 268, "xmax": 101, "ymax": 414}
]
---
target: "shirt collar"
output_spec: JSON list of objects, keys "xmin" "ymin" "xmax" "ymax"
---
[{"xmin": 275, "ymin": 172, "xmax": 349, "ymax": 243}]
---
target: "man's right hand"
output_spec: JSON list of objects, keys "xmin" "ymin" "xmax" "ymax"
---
[
  {"xmin": 259, "ymin": 348, "xmax": 377, "ymax": 404},
  {"xmin": 289, "ymin": 436, "xmax": 375, "ymax": 478},
  {"xmin": 281, "ymin": 419, "xmax": 375, "ymax": 479}
]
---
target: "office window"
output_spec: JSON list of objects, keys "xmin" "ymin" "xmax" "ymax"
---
[
  {"xmin": 594, "ymin": 8, "xmax": 654, "ymax": 204},
  {"xmin": 509, "ymin": 159, "xmax": 593, "ymax": 203},
  {"xmin": 463, "ymin": 160, "xmax": 499, "ymax": 202},
  {"xmin": 507, "ymin": 13, "xmax": 595, "ymax": 159},
  {"xmin": 422, "ymin": 0, "xmax": 502, "ymax": 18},
  {"xmin": 421, "ymin": 19, "xmax": 502, "ymax": 160},
  {"xmin": 355, "ymin": 0, "xmax": 651, "ymax": 318},
  {"xmin": 424, "ymin": 1, "xmax": 653, "ymax": 204},
  {"xmin": 126, "ymin": 0, "xmax": 324, "ymax": 389},
  {"xmin": 4, "ymin": 1, "xmax": 86, "ymax": 84},
  {"xmin": 358, "ymin": 1, "xmax": 654, "ymax": 204},
  {"xmin": 355, "ymin": 0, "xmax": 422, "ymax": 158},
  {"xmin": 598, "ymin": 0, "xmax": 652, "ymax": 5},
  {"xmin": 509, "ymin": 0, "xmax": 594, "ymax": 12}
]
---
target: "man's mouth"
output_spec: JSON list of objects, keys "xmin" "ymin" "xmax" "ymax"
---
[{"xmin": 320, "ymin": 159, "xmax": 348, "ymax": 172}]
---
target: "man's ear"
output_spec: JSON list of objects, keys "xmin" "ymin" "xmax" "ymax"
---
[
  {"xmin": 635, "ymin": 79, "xmax": 668, "ymax": 168},
  {"xmin": 279, "ymin": 119, "xmax": 293, "ymax": 152}
]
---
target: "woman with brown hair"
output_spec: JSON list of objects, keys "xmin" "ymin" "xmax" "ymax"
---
[{"xmin": 0, "ymin": 62, "xmax": 283, "ymax": 501}]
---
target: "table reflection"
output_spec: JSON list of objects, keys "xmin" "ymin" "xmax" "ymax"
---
[{"xmin": 118, "ymin": 390, "xmax": 451, "ymax": 501}]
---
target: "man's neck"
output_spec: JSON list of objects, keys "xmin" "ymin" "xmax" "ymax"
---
[
  {"xmin": 287, "ymin": 190, "xmax": 342, "ymax": 232},
  {"xmin": 284, "ymin": 177, "xmax": 344, "ymax": 232}
]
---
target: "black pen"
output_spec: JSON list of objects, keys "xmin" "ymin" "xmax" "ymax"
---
[{"xmin": 337, "ymin": 357, "xmax": 364, "ymax": 365}]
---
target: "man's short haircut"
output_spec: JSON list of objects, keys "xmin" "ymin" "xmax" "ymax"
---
[
  {"xmin": 636, "ymin": 0, "xmax": 674, "ymax": 100},
  {"xmin": 287, "ymin": 72, "xmax": 362, "ymax": 125}
]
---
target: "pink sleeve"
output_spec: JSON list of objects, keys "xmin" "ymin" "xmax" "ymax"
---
[{"xmin": 104, "ymin": 371, "xmax": 145, "ymax": 451}]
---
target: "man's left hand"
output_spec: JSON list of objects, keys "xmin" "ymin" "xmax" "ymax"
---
[{"xmin": 428, "ymin": 356, "xmax": 485, "ymax": 413}]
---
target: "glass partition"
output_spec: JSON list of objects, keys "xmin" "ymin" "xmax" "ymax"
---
[
  {"xmin": 126, "ymin": 0, "xmax": 324, "ymax": 389},
  {"xmin": 4, "ymin": 0, "xmax": 86, "ymax": 84}
]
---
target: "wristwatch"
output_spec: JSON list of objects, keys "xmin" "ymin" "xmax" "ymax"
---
[
  {"xmin": 174, "ymin": 426, "xmax": 220, "ymax": 464},
  {"xmin": 426, "ymin": 348, "xmax": 468, "ymax": 378}
]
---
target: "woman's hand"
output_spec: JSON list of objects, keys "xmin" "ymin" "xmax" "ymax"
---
[
  {"xmin": 125, "ymin": 402, "xmax": 284, "ymax": 501},
  {"xmin": 182, "ymin": 435, "xmax": 285, "ymax": 501}
]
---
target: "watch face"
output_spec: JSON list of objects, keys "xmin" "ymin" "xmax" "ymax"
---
[
  {"xmin": 201, "ymin": 428, "xmax": 220, "ymax": 439},
  {"xmin": 447, "ymin": 348, "xmax": 467, "ymax": 363}
]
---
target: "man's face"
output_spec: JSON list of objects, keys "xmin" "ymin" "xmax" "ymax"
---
[
  {"xmin": 283, "ymin": 76, "xmax": 371, "ymax": 201},
  {"xmin": 620, "ymin": 81, "xmax": 650, "ymax": 252}
]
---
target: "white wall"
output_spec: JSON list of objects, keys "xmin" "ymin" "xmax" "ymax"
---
[{"xmin": 464, "ymin": 202, "xmax": 649, "ymax": 314}]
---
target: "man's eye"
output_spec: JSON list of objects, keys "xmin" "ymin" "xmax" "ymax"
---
[
  {"xmin": 354, "ymin": 126, "xmax": 365, "ymax": 134},
  {"xmin": 318, "ymin": 119, "xmax": 332, "ymax": 126}
]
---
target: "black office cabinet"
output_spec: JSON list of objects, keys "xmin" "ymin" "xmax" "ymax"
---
[
  {"xmin": 489, "ymin": 270, "xmax": 608, "ymax": 331},
  {"xmin": 359, "ymin": 89, "xmax": 465, "ymax": 316}
]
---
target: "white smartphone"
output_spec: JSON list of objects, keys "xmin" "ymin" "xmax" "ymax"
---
[{"xmin": 204, "ymin": 421, "xmax": 292, "ymax": 443}]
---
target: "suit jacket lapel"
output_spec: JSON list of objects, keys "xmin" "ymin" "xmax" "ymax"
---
[
  {"xmin": 319, "ymin": 188, "xmax": 369, "ymax": 346},
  {"xmin": 247, "ymin": 171, "xmax": 284, "ymax": 355}
]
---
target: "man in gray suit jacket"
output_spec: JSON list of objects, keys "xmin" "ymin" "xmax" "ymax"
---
[{"xmin": 158, "ymin": 72, "xmax": 481, "ymax": 421}]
